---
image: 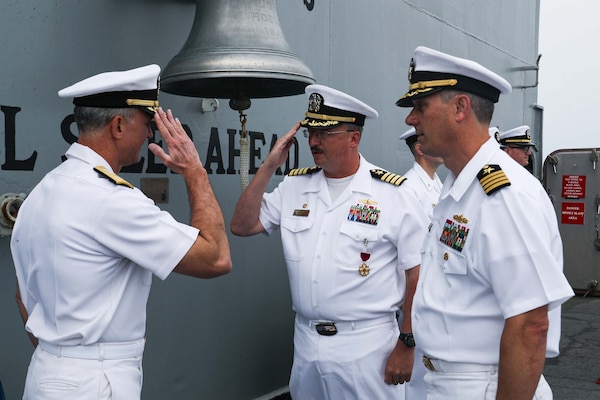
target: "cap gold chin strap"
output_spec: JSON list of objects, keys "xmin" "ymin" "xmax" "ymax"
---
[
  {"xmin": 504, "ymin": 139, "xmax": 532, "ymax": 144},
  {"xmin": 305, "ymin": 112, "xmax": 356, "ymax": 123},
  {"xmin": 409, "ymin": 79, "xmax": 458, "ymax": 90},
  {"xmin": 126, "ymin": 99, "xmax": 159, "ymax": 108}
]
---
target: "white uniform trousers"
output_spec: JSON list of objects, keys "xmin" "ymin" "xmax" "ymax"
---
[
  {"xmin": 405, "ymin": 346, "xmax": 427, "ymax": 399},
  {"xmin": 23, "ymin": 343, "xmax": 143, "ymax": 400},
  {"xmin": 423, "ymin": 366, "xmax": 552, "ymax": 400},
  {"xmin": 289, "ymin": 314, "xmax": 405, "ymax": 400}
]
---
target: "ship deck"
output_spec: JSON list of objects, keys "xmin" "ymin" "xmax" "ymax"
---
[{"xmin": 544, "ymin": 294, "xmax": 600, "ymax": 399}]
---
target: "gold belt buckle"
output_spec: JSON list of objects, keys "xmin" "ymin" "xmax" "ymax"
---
[{"xmin": 422, "ymin": 355, "xmax": 436, "ymax": 371}]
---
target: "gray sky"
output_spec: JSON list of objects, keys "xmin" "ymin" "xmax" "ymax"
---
[{"xmin": 539, "ymin": 0, "xmax": 599, "ymax": 159}]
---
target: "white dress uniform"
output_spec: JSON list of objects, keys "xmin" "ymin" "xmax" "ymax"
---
[
  {"xmin": 259, "ymin": 155, "xmax": 429, "ymax": 400},
  {"xmin": 403, "ymin": 161, "xmax": 442, "ymax": 221},
  {"xmin": 11, "ymin": 143, "xmax": 199, "ymax": 399},
  {"xmin": 400, "ymin": 161, "xmax": 441, "ymax": 400},
  {"xmin": 412, "ymin": 139, "xmax": 574, "ymax": 399}
]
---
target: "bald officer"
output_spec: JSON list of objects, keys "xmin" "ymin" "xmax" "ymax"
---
[
  {"xmin": 231, "ymin": 84, "xmax": 429, "ymax": 399},
  {"xmin": 498, "ymin": 125, "xmax": 537, "ymax": 167},
  {"xmin": 11, "ymin": 65, "xmax": 231, "ymax": 400},
  {"xmin": 396, "ymin": 46, "xmax": 574, "ymax": 400}
]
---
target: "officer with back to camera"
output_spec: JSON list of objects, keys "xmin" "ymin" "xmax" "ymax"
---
[{"xmin": 12, "ymin": 64, "xmax": 231, "ymax": 400}]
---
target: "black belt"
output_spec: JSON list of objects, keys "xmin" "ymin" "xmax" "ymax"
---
[{"xmin": 297, "ymin": 314, "xmax": 395, "ymax": 336}]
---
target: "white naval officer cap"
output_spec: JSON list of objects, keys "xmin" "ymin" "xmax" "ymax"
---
[
  {"xmin": 58, "ymin": 64, "xmax": 161, "ymax": 115},
  {"xmin": 300, "ymin": 84, "xmax": 378, "ymax": 129},
  {"xmin": 395, "ymin": 46, "xmax": 512, "ymax": 107},
  {"xmin": 498, "ymin": 125, "xmax": 537, "ymax": 150},
  {"xmin": 489, "ymin": 126, "xmax": 501, "ymax": 142},
  {"xmin": 398, "ymin": 127, "xmax": 418, "ymax": 146}
]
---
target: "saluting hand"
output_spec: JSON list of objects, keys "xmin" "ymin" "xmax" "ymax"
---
[
  {"xmin": 149, "ymin": 107, "xmax": 203, "ymax": 176},
  {"xmin": 261, "ymin": 121, "xmax": 301, "ymax": 171}
]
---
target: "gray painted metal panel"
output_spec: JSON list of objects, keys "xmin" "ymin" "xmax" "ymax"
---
[
  {"xmin": 543, "ymin": 149, "xmax": 600, "ymax": 296},
  {"xmin": 0, "ymin": 1, "xmax": 540, "ymax": 398}
]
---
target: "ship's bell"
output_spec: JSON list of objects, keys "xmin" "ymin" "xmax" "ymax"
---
[{"xmin": 160, "ymin": 0, "xmax": 315, "ymax": 101}]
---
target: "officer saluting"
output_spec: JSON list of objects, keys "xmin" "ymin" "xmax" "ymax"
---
[
  {"xmin": 396, "ymin": 46, "xmax": 574, "ymax": 400},
  {"xmin": 231, "ymin": 84, "xmax": 429, "ymax": 399},
  {"xmin": 12, "ymin": 65, "xmax": 231, "ymax": 399}
]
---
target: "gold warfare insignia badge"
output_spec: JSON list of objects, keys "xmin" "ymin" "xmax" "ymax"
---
[
  {"xmin": 453, "ymin": 214, "xmax": 469, "ymax": 224},
  {"xmin": 308, "ymin": 93, "xmax": 322, "ymax": 113}
]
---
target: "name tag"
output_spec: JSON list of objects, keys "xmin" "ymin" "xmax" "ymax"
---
[{"xmin": 293, "ymin": 209, "xmax": 310, "ymax": 217}]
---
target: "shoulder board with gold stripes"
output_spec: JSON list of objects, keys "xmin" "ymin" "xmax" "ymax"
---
[
  {"xmin": 477, "ymin": 164, "xmax": 511, "ymax": 195},
  {"xmin": 287, "ymin": 166, "xmax": 322, "ymax": 176},
  {"xmin": 370, "ymin": 169, "xmax": 406, "ymax": 186},
  {"xmin": 94, "ymin": 166, "xmax": 134, "ymax": 189}
]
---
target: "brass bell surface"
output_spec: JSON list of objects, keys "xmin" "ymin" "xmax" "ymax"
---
[{"xmin": 161, "ymin": 0, "xmax": 315, "ymax": 100}]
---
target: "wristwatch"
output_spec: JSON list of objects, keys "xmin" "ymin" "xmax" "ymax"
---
[{"xmin": 399, "ymin": 332, "xmax": 415, "ymax": 347}]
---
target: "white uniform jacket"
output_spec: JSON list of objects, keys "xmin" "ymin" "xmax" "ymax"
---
[
  {"xmin": 412, "ymin": 139, "xmax": 574, "ymax": 365},
  {"xmin": 11, "ymin": 143, "xmax": 199, "ymax": 346},
  {"xmin": 403, "ymin": 161, "xmax": 442, "ymax": 221},
  {"xmin": 259, "ymin": 155, "xmax": 429, "ymax": 322}
]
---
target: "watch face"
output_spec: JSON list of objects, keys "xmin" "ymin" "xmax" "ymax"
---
[{"xmin": 400, "ymin": 332, "xmax": 415, "ymax": 347}]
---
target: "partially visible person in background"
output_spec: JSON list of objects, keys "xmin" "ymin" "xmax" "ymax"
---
[
  {"xmin": 498, "ymin": 125, "xmax": 537, "ymax": 168},
  {"xmin": 489, "ymin": 126, "xmax": 501, "ymax": 141},
  {"xmin": 399, "ymin": 127, "xmax": 443, "ymax": 221},
  {"xmin": 398, "ymin": 126, "xmax": 444, "ymax": 400}
]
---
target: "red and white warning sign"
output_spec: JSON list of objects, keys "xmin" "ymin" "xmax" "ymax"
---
[
  {"xmin": 562, "ymin": 175, "xmax": 586, "ymax": 199},
  {"xmin": 561, "ymin": 202, "xmax": 585, "ymax": 225}
]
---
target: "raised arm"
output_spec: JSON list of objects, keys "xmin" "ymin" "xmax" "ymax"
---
[
  {"xmin": 150, "ymin": 108, "xmax": 231, "ymax": 278},
  {"xmin": 230, "ymin": 122, "xmax": 301, "ymax": 237}
]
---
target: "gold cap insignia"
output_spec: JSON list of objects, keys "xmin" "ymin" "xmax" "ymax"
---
[
  {"xmin": 408, "ymin": 58, "xmax": 415, "ymax": 82},
  {"xmin": 308, "ymin": 93, "xmax": 323, "ymax": 113}
]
